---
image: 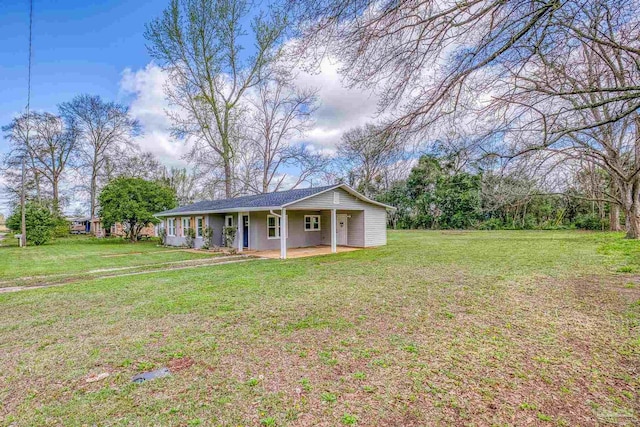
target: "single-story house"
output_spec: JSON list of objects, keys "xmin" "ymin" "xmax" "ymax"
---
[
  {"xmin": 108, "ymin": 222, "xmax": 157, "ymax": 239},
  {"xmin": 67, "ymin": 217, "xmax": 157, "ymax": 238},
  {"xmin": 155, "ymin": 184, "xmax": 393, "ymax": 259},
  {"xmin": 67, "ymin": 217, "xmax": 91, "ymax": 234}
]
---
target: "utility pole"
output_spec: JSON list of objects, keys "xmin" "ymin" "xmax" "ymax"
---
[
  {"xmin": 21, "ymin": 157, "xmax": 27, "ymax": 248},
  {"xmin": 20, "ymin": 0, "xmax": 33, "ymax": 249}
]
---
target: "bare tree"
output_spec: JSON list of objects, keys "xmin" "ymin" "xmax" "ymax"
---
[
  {"xmin": 241, "ymin": 76, "xmax": 327, "ymax": 193},
  {"xmin": 484, "ymin": 3, "xmax": 640, "ymax": 237},
  {"xmin": 337, "ymin": 123, "xmax": 402, "ymax": 196},
  {"xmin": 59, "ymin": 95, "xmax": 139, "ymax": 221},
  {"xmin": 145, "ymin": 0, "xmax": 289, "ymax": 198},
  {"xmin": 2, "ymin": 116, "xmax": 43, "ymax": 205},
  {"xmin": 159, "ymin": 167, "xmax": 200, "ymax": 206},
  {"xmin": 29, "ymin": 113, "xmax": 78, "ymax": 211},
  {"xmin": 292, "ymin": 0, "xmax": 640, "ymax": 139},
  {"xmin": 2, "ymin": 112, "xmax": 78, "ymax": 212},
  {"xmin": 609, "ymin": 183, "xmax": 622, "ymax": 231},
  {"xmin": 101, "ymin": 151, "xmax": 164, "ymax": 182}
]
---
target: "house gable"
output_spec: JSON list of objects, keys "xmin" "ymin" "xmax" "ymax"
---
[{"xmin": 285, "ymin": 187, "xmax": 378, "ymax": 211}]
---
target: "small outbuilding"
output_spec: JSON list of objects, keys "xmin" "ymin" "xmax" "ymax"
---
[
  {"xmin": 67, "ymin": 217, "xmax": 91, "ymax": 234},
  {"xmin": 155, "ymin": 184, "xmax": 393, "ymax": 259}
]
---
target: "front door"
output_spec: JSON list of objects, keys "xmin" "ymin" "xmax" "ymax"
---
[
  {"xmin": 336, "ymin": 214, "xmax": 348, "ymax": 246},
  {"xmin": 242, "ymin": 215, "xmax": 249, "ymax": 248}
]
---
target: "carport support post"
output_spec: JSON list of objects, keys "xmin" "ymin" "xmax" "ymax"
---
[
  {"xmin": 237, "ymin": 212, "xmax": 243, "ymax": 252},
  {"xmin": 331, "ymin": 208, "xmax": 337, "ymax": 253},
  {"xmin": 280, "ymin": 208, "xmax": 287, "ymax": 259}
]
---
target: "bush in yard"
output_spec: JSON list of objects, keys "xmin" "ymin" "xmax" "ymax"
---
[
  {"xmin": 184, "ymin": 228, "xmax": 196, "ymax": 248},
  {"xmin": 158, "ymin": 227, "xmax": 167, "ymax": 245},
  {"xmin": 98, "ymin": 177, "xmax": 176, "ymax": 242},
  {"xmin": 52, "ymin": 215, "xmax": 71, "ymax": 238},
  {"xmin": 6, "ymin": 203, "xmax": 55, "ymax": 245},
  {"xmin": 476, "ymin": 217, "xmax": 504, "ymax": 230},
  {"xmin": 202, "ymin": 226, "xmax": 214, "ymax": 249},
  {"xmin": 574, "ymin": 213, "xmax": 608, "ymax": 230},
  {"xmin": 223, "ymin": 226, "xmax": 237, "ymax": 249}
]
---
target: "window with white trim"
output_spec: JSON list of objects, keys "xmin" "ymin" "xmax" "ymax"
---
[
  {"xmin": 304, "ymin": 215, "xmax": 321, "ymax": 231},
  {"xmin": 168, "ymin": 218, "xmax": 176, "ymax": 236},
  {"xmin": 225, "ymin": 215, "xmax": 234, "ymax": 228},
  {"xmin": 182, "ymin": 217, "xmax": 190, "ymax": 237},
  {"xmin": 196, "ymin": 217, "xmax": 204, "ymax": 238},
  {"xmin": 267, "ymin": 215, "xmax": 280, "ymax": 239}
]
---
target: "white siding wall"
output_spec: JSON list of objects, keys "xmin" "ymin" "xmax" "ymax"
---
[
  {"xmin": 347, "ymin": 210, "xmax": 365, "ymax": 247},
  {"xmin": 364, "ymin": 206, "xmax": 387, "ymax": 247},
  {"xmin": 288, "ymin": 188, "xmax": 387, "ymax": 247}
]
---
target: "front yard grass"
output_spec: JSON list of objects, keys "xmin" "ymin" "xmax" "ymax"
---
[
  {"xmin": 0, "ymin": 230, "xmax": 638, "ymax": 426},
  {"xmin": 0, "ymin": 235, "xmax": 216, "ymax": 282}
]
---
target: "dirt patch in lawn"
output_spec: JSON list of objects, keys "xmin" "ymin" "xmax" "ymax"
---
[
  {"xmin": 167, "ymin": 357, "xmax": 196, "ymax": 372},
  {"xmin": 101, "ymin": 252, "xmax": 144, "ymax": 257},
  {"xmin": 100, "ymin": 249, "xmax": 202, "ymax": 257}
]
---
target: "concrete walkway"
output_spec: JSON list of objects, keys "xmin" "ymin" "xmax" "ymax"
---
[{"xmin": 255, "ymin": 245, "xmax": 361, "ymax": 259}]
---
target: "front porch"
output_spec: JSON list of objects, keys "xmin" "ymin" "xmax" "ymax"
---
[
  {"xmin": 234, "ymin": 208, "xmax": 365, "ymax": 259},
  {"xmin": 253, "ymin": 245, "xmax": 361, "ymax": 259}
]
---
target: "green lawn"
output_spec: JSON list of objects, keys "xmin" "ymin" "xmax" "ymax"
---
[
  {"xmin": 0, "ymin": 236, "xmax": 217, "ymax": 282},
  {"xmin": 1, "ymin": 231, "xmax": 638, "ymax": 426}
]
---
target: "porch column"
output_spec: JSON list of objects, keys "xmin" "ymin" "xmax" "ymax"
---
[
  {"xmin": 237, "ymin": 212, "xmax": 243, "ymax": 252},
  {"xmin": 280, "ymin": 208, "xmax": 287, "ymax": 259},
  {"xmin": 331, "ymin": 208, "xmax": 337, "ymax": 253}
]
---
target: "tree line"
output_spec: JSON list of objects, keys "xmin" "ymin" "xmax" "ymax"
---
[{"xmin": 373, "ymin": 154, "xmax": 615, "ymax": 231}]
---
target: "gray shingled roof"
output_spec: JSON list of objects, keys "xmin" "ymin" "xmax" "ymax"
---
[{"xmin": 156, "ymin": 185, "xmax": 339, "ymax": 216}]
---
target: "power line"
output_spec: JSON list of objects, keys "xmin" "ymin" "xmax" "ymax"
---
[{"xmin": 27, "ymin": 0, "xmax": 33, "ymax": 115}]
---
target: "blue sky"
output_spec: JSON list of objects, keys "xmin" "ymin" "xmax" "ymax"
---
[{"xmin": 1, "ymin": 0, "xmax": 167, "ymax": 126}]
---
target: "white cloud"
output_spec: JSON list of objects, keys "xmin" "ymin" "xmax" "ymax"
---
[
  {"xmin": 292, "ymin": 57, "xmax": 381, "ymax": 152},
  {"xmin": 0, "ymin": 174, "xmax": 10, "ymax": 217},
  {"xmin": 119, "ymin": 64, "xmax": 190, "ymax": 168}
]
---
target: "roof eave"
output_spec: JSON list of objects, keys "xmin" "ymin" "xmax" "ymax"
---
[{"xmin": 155, "ymin": 206, "xmax": 283, "ymax": 217}]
